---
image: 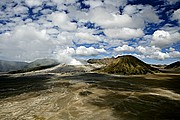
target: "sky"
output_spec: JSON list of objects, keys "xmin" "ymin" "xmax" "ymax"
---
[{"xmin": 0, "ymin": 0, "xmax": 180, "ymax": 65}]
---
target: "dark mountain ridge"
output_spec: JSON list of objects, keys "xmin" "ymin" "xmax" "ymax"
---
[
  {"xmin": 165, "ymin": 61, "xmax": 180, "ymax": 69},
  {"xmin": 0, "ymin": 60, "xmax": 28, "ymax": 72},
  {"xmin": 0, "ymin": 59, "xmax": 59, "ymax": 73}
]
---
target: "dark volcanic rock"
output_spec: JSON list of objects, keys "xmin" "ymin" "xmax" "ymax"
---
[{"xmin": 165, "ymin": 61, "xmax": 180, "ymax": 69}]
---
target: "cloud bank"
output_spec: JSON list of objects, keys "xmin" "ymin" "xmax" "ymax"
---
[{"xmin": 0, "ymin": 0, "xmax": 179, "ymax": 64}]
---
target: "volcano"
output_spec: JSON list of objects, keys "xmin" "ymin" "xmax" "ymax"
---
[{"xmin": 99, "ymin": 55, "xmax": 159, "ymax": 75}]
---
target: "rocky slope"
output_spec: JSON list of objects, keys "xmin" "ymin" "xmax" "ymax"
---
[
  {"xmin": 164, "ymin": 61, "xmax": 180, "ymax": 72},
  {"xmin": 0, "ymin": 60, "xmax": 28, "ymax": 72},
  {"xmin": 165, "ymin": 61, "xmax": 180, "ymax": 69}
]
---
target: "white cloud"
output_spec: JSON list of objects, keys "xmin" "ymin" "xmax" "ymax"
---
[
  {"xmin": 0, "ymin": 0, "xmax": 179, "ymax": 63},
  {"xmin": 136, "ymin": 46, "xmax": 180, "ymax": 60},
  {"xmin": 32, "ymin": 7, "xmax": 42, "ymax": 14},
  {"xmin": 114, "ymin": 45, "xmax": 135, "ymax": 52},
  {"xmin": 55, "ymin": 46, "xmax": 107, "ymax": 64},
  {"xmin": 151, "ymin": 30, "xmax": 180, "ymax": 48},
  {"xmin": 168, "ymin": 47, "xmax": 175, "ymax": 52},
  {"xmin": 56, "ymin": 31, "xmax": 74, "ymax": 46},
  {"xmin": 49, "ymin": 12, "xmax": 77, "ymax": 31},
  {"xmin": 51, "ymin": 0, "xmax": 75, "ymax": 5},
  {"xmin": 0, "ymin": 25, "xmax": 56, "ymax": 61},
  {"xmin": 151, "ymin": 51, "xmax": 170, "ymax": 60},
  {"xmin": 104, "ymin": 0, "xmax": 127, "ymax": 7},
  {"xmin": 123, "ymin": 5, "xmax": 160, "ymax": 23},
  {"xmin": 138, "ymin": 6, "xmax": 160, "ymax": 23},
  {"xmin": 88, "ymin": 5, "xmax": 159, "ymax": 29},
  {"xmin": 75, "ymin": 32, "xmax": 101, "ymax": 44},
  {"xmin": 13, "ymin": 5, "xmax": 29, "ymax": 15},
  {"xmin": 25, "ymin": 0, "xmax": 43, "ymax": 7},
  {"xmin": 161, "ymin": 24, "xmax": 180, "ymax": 33},
  {"xmin": 107, "ymin": 39, "xmax": 127, "ymax": 48},
  {"xmin": 84, "ymin": 0, "xmax": 103, "ymax": 8},
  {"xmin": 84, "ymin": 0, "xmax": 127, "ymax": 9},
  {"xmin": 54, "ymin": 46, "xmax": 107, "ymax": 65},
  {"xmin": 172, "ymin": 8, "xmax": 180, "ymax": 24},
  {"xmin": 76, "ymin": 46, "xmax": 106, "ymax": 56},
  {"xmin": 40, "ymin": 8, "xmax": 53, "ymax": 15},
  {"xmin": 136, "ymin": 46, "xmax": 161, "ymax": 55},
  {"xmin": 104, "ymin": 28, "xmax": 144, "ymax": 39},
  {"xmin": 88, "ymin": 7, "xmax": 144, "ymax": 29},
  {"xmin": 166, "ymin": 0, "xmax": 179, "ymax": 4},
  {"xmin": 123, "ymin": 5, "xmax": 139, "ymax": 15},
  {"xmin": 169, "ymin": 51, "xmax": 180, "ymax": 58},
  {"xmin": 47, "ymin": 28, "xmax": 59, "ymax": 35}
]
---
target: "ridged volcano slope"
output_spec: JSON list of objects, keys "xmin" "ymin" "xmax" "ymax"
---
[
  {"xmin": 165, "ymin": 61, "xmax": 180, "ymax": 69},
  {"xmin": 100, "ymin": 55, "xmax": 159, "ymax": 75}
]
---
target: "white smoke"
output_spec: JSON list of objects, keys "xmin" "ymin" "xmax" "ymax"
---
[{"xmin": 55, "ymin": 47, "xmax": 82, "ymax": 65}]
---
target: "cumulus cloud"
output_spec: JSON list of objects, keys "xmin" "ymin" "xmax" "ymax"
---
[
  {"xmin": 56, "ymin": 32, "xmax": 74, "ymax": 46},
  {"xmin": 89, "ymin": 7, "xmax": 144, "ymax": 29},
  {"xmin": 87, "ymin": 4, "xmax": 159, "ymax": 29},
  {"xmin": 114, "ymin": 45, "xmax": 180, "ymax": 60},
  {"xmin": 105, "ymin": 0, "xmax": 127, "ymax": 6},
  {"xmin": 0, "ymin": 25, "xmax": 56, "ymax": 61},
  {"xmin": 51, "ymin": 0, "xmax": 75, "ymax": 5},
  {"xmin": 13, "ymin": 5, "xmax": 29, "ymax": 15},
  {"xmin": 76, "ymin": 46, "xmax": 106, "ymax": 56},
  {"xmin": 172, "ymin": 8, "xmax": 180, "ymax": 24},
  {"xmin": 169, "ymin": 51, "xmax": 180, "ymax": 58},
  {"xmin": 83, "ymin": 0, "xmax": 103, "ymax": 8},
  {"xmin": 104, "ymin": 28, "xmax": 144, "ymax": 39},
  {"xmin": 49, "ymin": 12, "xmax": 77, "ymax": 31},
  {"xmin": 0, "ymin": 0, "xmax": 179, "ymax": 63},
  {"xmin": 123, "ymin": 5, "xmax": 139, "ymax": 15},
  {"xmin": 75, "ymin": 32, "xmax": 101, "ymax": 44},
  {"xmin": 25, "ymin": 0, "xmax": 43, "ymax": 7},
  {"xmin": 151, "ymin": 30, "xmax": 180, "ymax": 48},
  {"xmin": 55, "ymin": 46, "xmax": 106, "ymax": 64},
  {"xmin": 123, "ymin": 5, "xmax": 160, "ymax": 23},
  {"xmin": 114, "ymin": 45, "xmax": 135, "ymax": 52},
  {"xmin": 136, "ymin": 46, "xmax": 180, "ymax": 60}
]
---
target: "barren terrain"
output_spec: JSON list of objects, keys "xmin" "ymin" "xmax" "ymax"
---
[{"xmin": 0, "ymin": 66, "xmax": 180, "ymax": 120}]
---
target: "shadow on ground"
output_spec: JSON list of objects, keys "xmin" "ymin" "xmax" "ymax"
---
[
  {"xmin": 90, "ymin": 92, "xmax": 180, "ymax": 120},
  {"xmin": 0, "ymin": 74, "xmax": 54, "ymax": 99},
  {"xmin": 59, "ymin": 73, "xmax": 180, "ymax": 93},
  {"xmin": 58, "ymin": 73, "xmax": 180, "ymax": 120},
  {"xmin": 0, "ymin": 72, "xmax": 180, "ymax": 119}
]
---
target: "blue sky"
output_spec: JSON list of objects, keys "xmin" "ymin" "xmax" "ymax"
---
[{"xmin": 0, "ymin": 0, "xmax": 180, "ymax": 65}]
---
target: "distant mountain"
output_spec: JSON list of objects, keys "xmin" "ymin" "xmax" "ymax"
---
[
  {"xmin": 0, "ymin": 60, "xmax": 28, "ymax": 72},
  {"xmin": 164, "ymin": 61, "xmax": 180, "ymax": 69},
  {"xmin": 96, "ymin": 55, "xmax": 159, "ymax": 75},
  {"xmin": 0, "ymin": 59, "xmax": 59, "ymax": 73},
  {"xmin": 10, "ymin": 59, "xmax": 59, "ymax": 73},
  {"xmin": 26, "ymin": 59, "xmax": 59, "ymax": 69}
]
